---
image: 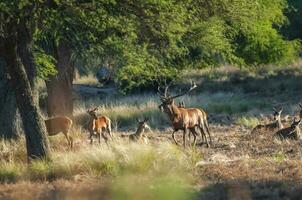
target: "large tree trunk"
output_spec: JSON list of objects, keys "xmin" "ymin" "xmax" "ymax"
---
[
  {"xmin": 3, "ymin": 28, "xmax": 49, "ymax": 160},
  {"xmin": 17, "ymin": 22, "xmax": 39, "ymax": 100},
  {"xmin": 46, "ymin": 40, "xmax": 74, "ymax": 117},
  {"xmin": 0, "ymin": 58, "xmax": 20, "ymax": 139}
]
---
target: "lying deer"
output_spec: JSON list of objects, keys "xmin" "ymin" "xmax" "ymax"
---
[
  {"xmin": 274, "ymin": 118, "xmax": 301, "ymax": 140},
  {"xmin": 122, "ymin": 118, "xmax": 151, "ymax": 142},
  {"xmin": 87, "ymin": 107, "xmax": 112, "ymax": 145},
  {"xmin": 250, "ymin": 107, "xmax": 283, "ymax": 135},
  {"xmin": 45, "ymin": 116, "xmax": 73, "ymax": 148},
  {"xmin": 158, "ymin": 82, "xmax": 211, "ymax": 147}
]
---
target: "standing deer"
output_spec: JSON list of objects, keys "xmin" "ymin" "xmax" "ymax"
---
[
  {"xmin": 158, "ymin": 82, "xmax": 211, "ymax": 147},
  {"xmin": 250, "ymin": 107, "xmax": 283, "ymax": 135},
  {"xmin": 87, "ymin": 107, "xmax": 112, "ymax": 145},
  {"xmin": 274, "ymin": 118, "xmax": 301, "ymax": 140},
  {"xmin": 122, "ymin": 118, "xmax": 151, "ymax": 142},
  {"xmin": 45, "ymin": 116, "xmax": 73, "ymax": 148}
]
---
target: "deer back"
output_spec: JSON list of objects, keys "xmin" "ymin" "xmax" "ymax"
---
[
  {"xmin": 172, "ymin": 107, "xmax": 204, "ymax": 129},
  {"xmin": 45, "ymin": 116, "xmax": 72, "ymax": 136},
  {"xmin": 89, "ymin": 116, "xmax": 110, "ymax": 131}
]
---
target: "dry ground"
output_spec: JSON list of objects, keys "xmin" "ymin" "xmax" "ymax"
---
[{"xmin": 1, "ymin": 121, "xmax": 302, "ymax": 200}]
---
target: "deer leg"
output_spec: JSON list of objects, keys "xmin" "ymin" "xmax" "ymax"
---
[
  {"xmin": 204, "ymin": 120, "xmax": 212, "ymax": 145},
  {"xmin": 89, "ymin": 131, "xmax": 94, "ymax": 145},
  {"xmin": 101, "ymin": 131, "xmax": 108, "ymax": 144},
  {"xmin": 183, "ymin": 129, "xmax": 187, "ymax": 148},
  {"xmin": 172, "ymin": 131, "xmax": 179, "ymax": 145},
  {"xmin": 63, "ymin": 131, "xmax": 73, "ymax": 149},
  {"xmin": 200, "ymin": 126, "xmax": 209, "ymax": 147},
  {"xmin": 190, "ymin": 128, "xmax": 197, "ymax": 147},
  {"xmin": 107, "ymin": 128, "xmax": 114, "ymax": 141},
  {"xmin": 97, "ymin": 131, "xmax": 101, "ymax": 144},
  {"xmin": 69, "ymin": 135, "xmax": 73, "ymax": 149}
]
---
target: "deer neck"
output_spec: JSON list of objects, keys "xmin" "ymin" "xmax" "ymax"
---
[
  {"xmin": 166, "ymin": 104, "xmax": 181, "ymax": 121},
  {"xmin": 276, "ymin": 117, "xmax": 283, "ymax": 129},
  {"xmin": 135, "ymin": 126, "xmax": 145, "ymax": 137}
]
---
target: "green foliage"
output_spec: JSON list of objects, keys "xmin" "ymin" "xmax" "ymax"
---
[
  {"xmin": 1, "ymin": 0, "xmax": 301, "ymax": 93},
  {"xmin": 116, "ymin": 45, "xmax": 179, "ymax": 93},
  {"xmin": 234, "ymin": 0, "xmax": 300, "ymax": 65},
  {"xmin": 236, "ymin": 23, "xmax": 300, "ymax": 65},
  {"xmin": 282, "ymin": 0, "xmax": 302, "ymax": 40},
  {"xmin": 34, "ymin": 48, "xmax": 57, "ymax": 79}
]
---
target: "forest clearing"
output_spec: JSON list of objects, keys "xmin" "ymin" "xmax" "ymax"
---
[{"xmin": 1, "ymin": 65, "xmax": 302, "ymax": 199}]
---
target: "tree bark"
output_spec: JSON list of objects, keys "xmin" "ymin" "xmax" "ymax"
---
[
  {"xmin": 0, "ymin": 58, "xmax": 20, "ymax": 139},
  {"xmin": 46, "ymin": 40, "xmax": 74, "ymax": 117},
  {"xmin": 3, "ymin": 29, "xmax": 49, "ymax": 160},
  {"xmin": 17, "ymin": 21, "xmax": 39, "ymax": 102}
]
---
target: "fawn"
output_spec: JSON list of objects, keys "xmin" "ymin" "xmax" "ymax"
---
[
  {"xmin": 274, "ymin": 118, "xmax": 301, "ymax": 140},
  {"xmin": 122, "ymin": 118, "xmax": 151, "ymax": 142},
  {"xmin": 87, "ymin": 107, "xmax": 112, "ymax": 145},
  {"xmin": 251, "ymin": 107, "xmax": 283, "ymax": 135}
]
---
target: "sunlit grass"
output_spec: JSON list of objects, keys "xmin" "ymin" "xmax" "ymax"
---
[
  {"xmin": 0, "ymin": 135, "xmax": 201, "ymax": 184},
  {"xmin": 74, "ymin": 74, "xmax": 99, "ymax": 86},
  {"xmin": 235, "ymin": 116, "xmax": 260, "ymax": 128}
]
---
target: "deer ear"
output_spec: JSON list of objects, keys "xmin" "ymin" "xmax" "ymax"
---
[
  {"xmin": 293, "ymin": 117, "xmax": 297, "ymax": 123},
  {"xmin": 299, "ymin": 103, "xmax": 302, "ymax": 108},
  {"xmin": 279, "ymin": 107, "xmax": 283, "ymax": 113},
  {"xmin": 144, "ymin": 118, "xmax": 149, "ymax": 122}
]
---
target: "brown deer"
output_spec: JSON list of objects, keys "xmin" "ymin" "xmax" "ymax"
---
[
  {"xmin": 250, "ymin": 107, "xmax": 283, "ymax": 135},
  {"xmin": 274, "ymin": 118, "xmax": 301, "ymax": 140},
  {"xmin": 122, "ymin": 118, "xmax": 151, "ymax": 142},
  {"xmin": 45, "ymin": 116, "xmax": 73, "ymax": 148},
  {"xmin": 158, "ymin": 82, "xmax": 211, "ymax": 147},
  {"xmin": 87, "ymin": 107, "xmax": 112, "ymax": 145}
]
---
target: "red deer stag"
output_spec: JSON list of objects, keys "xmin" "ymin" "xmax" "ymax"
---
[
  {"xmin": 45, "ymin": 116, "xmax": 73, "ymax": 148},
  {"xmin": 157, "ymin": 82, "xmax": 212, "ymax": 147},
  {"xmin": 87, "ymin": 107, "xmax": 112, "ymax": 145}
]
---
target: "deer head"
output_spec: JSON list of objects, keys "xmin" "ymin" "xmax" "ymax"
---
[
  {"xmin": 137, "ymin": 118, "xmax": 151, "ymax": 131},
  {"xmin": 272, "ymin": 107, "xmax": 283, "ymax": 121},
  {"xmin": 157, "ymin": 81, "xmax": 197, "ymax": 113},
  {"xmin": 87, "ymin": 107, "xmax": 98, "ymax": 119},
  {"xmin": 291, "ymin": 117, "xmax": 302, "ymax": 128}
]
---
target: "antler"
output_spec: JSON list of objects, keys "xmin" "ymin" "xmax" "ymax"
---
[
  {"xmin": 169, "ymin": 81, "xmax": 197, "ymax": 100},
  {"xmin": 157, "ymin": 81, "xmax": 172, "ymax": 100},
  {"xmin": 273, "ymin": 106, "xmax": 282, "ymax": 112}
]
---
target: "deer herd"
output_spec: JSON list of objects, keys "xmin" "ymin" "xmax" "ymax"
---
[{"xmin": 44, "ymin": 83, "xmax": 302, "ymax": 150}]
